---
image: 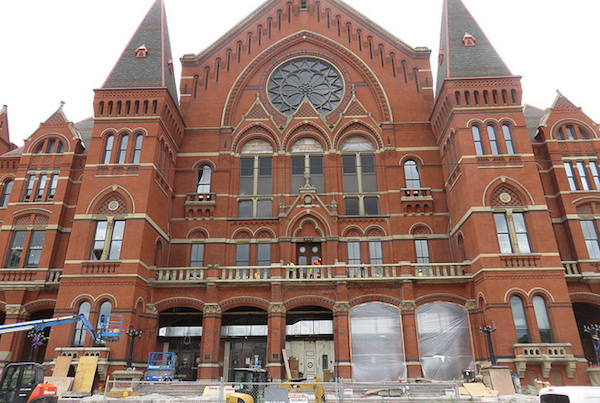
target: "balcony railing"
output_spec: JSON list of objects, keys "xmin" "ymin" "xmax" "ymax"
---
[
  {"xmin": 0, "ymin": 268, "xmax": 62, "ymax": 289},
  {"xmin": 513, "ymin": 343, "xmax": 576, "ymax": 379},
  {"xmin": 149, "ymin": 262, "xmax": 471, "ymax": 283}
]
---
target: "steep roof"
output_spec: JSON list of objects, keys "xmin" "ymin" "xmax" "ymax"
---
[
  {"xmin": 437, "ymin": 0, "xmax": 512, "ymax": 94},
  {"xmin": 523, "ymin": 104, "xmax": 544, "ymax": 142},
  {"xmin": 0, "ymin": 105, "xmax": 9, "ymax": 145},
  {"xmin": 102, "ymin": 0, "xmax": 178, "ymax": 105}
]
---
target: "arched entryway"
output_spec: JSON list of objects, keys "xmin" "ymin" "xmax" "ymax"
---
[
  {"xmin": 285, "ymin": 306, "xmax": 334, "ymax": 381},
  {"xmin": 158, "ymin": 307, "xmax": 203, "ymax": 380},
  {"xmin": 19, "ymin": 309, "xmax": 53, "ymax": 363},
  {"xmin": 222, "ymin": 306, "xmax": 268, "ymax": 381},
  {"xmin": 573, "ymin": 303, "xmax": 600, "ymax": 364}
]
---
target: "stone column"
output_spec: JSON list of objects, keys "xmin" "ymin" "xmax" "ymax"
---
[
  {"xmin": 0, "ymin": 304, "xmax": 28, "ymax": 362},
  {"xmin": 400, "ymin": 300, "xmax": 421, "ymax": 380},
  {"xmin": 198, "ymin": 303, "xmax": 221, "ymax": 380},
  {"xmin": 267, "ymin": 302, "xmax": 286, "ymax": 380},
  {"xmin": 333, "ymin": 301, "xmax": 351, "ymax": 380}
]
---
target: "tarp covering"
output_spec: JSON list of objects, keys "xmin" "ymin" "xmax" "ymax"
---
[
  {"xmin": 416, "ymin": 302, "xmax": 474, "ymax": 380},
  {"xmin": 350, "ymin": 302, "xmax": 406, "ymax": 381}
]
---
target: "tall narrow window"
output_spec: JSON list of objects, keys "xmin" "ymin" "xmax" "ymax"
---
[
  {"xmin": 90, "ymin": 219, "xmax": 125, "ymax": 260},
  {"xmin": 510, "ymin": 296, "xmax": 530, "ymax": 343},
  {"xmin": 341, "ymin": 137, "xmax": 378, "ymax": 215},
  {"xmin": 494, "ymin": 213, "xmax": 512, "ymax": 253},
  {"xmin": 494, "ymin": 212, "xmax": 531, "ymax": 254},
  {"xmin": 190, "ymin": 244, "xmax": 204, "ymax": 267},
  {"xmin": 117, "ymin": 135, "xmax": 129, "ymax": 164},
  {"xmin": 576, "ymin": 161, "xmax": 591, "ymax": 190},
  {"xmin": 196, "ymin": 165, "xmax": 212, "ymax": 194},
  {"xmin": 235, "ymin": 244, "xmax": 250, "ymax": 266},
  {"xmin": 580, "ymin": 220, "xmax": 600, "ymax": 259},
  {"xmin": 566, "ymin": 125, "xmax": 576, "ymax": 140},
  {"xmin": 5, "ymin": 231, "xmax": 26, "ymax": 268},
  {"xmin": 46, "ymin": 139, "xmax": 56, "ymax": 153},
  {"xmin": 532, "ymin": 296, "xmax": 554, "ymax": 343},
  {"xmin": 73, "ymin": 301, "xmax": 91, "ymax": 347},
  {"xmin": 291, "ymin": 138, "xmax": 324, "ymax": 193},
  {"xmin": 34, "ymin": 175, "xmax": 47, "ymax": 201},
  {"xmin": 238, "ymin": 140, "xmax": 273, "ymax": 218},
  {"xmin": 132, "ymin": 134, "xmax": 143, "ymax": 163},
  {"xmin": 590, "ymin": 162, "xmax": 600, "ymax": 189},
  {"xmin": 102, "ymin": 135, "xmax": 114, "ymax": 164},
  {"xmin": 23, "ymin": 175, "xmax": 35, "ymax": 202},
  {"xmin": 404, "ymin": 160, "xmax": 421, "ymax": 188},
  {"xmin": 25, "ymin": 231, "xmax": 45, "ymax": 267},
  {"xmin": 47, "ymin": 174, "xmax": 58, "ymax": 201},
  {"xmin": 415, "ymin": 239, "xmax": 430, "ymax": 275},
  {"xmin": 472, "ymin": 126, "xmax": 484, "ymax": 155},
  {"xmin": 257, "ymin": 244, "xmax": 271, "ymax": 267},
  {"xmin": 369, "ymin": 241, "xmax": 383, "ymax": 276},
  {"xmin": 347, "ymin": 241, "xmax": 362, "ymax": 277},
  {"xmin": 487, "ymin": 125, "xmax": 499, "ymax": 154},
  {"xmin": 95, "ymin": 301, "xmax": 112, "ymax": 346},
  {"xmin": 1, "ymin": 179, "xmax": 13, "ymax": 207},
  {"xmin": 513, "ymin": 213, "xmax": 531, "ymax": 253},
  {"xmin": 502, "ymin": 124, "xmax": 515, "ymax": 154},
  {"xmin": 564, "ymin": 162, "xmax": 578, "ymax": 190}
]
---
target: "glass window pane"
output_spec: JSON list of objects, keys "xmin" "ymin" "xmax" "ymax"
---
[
  {"xmin": 347, "ymin": 242, "xmax": 361, "ymax": 264},
  {"xmin": 190, "ymin": 244, "xmax": 204, "ymax": 267},
  {"xmin": 240, "ymin": 158, "xmax": 254, "ymax": 176},
  {"xmin": 361, "ymin": 154, "xmax": 375, "ymax": 173},
  {"xmin": 117, "ymin": 135, "xmax": 129, "ymax": 164},
  {"xmin": 564, "ymin": 162, "xmax": 578, "ymax": 190},
  {"xmin": 472, "ymin": 126, "xmax": 484, "ymax": 155},
  {"xmin": 344, "ymin": 198, "xmax": 359, "ymax": 215},
  {"xmin": 494, "ymin": 214, "xmax": 512, "ymax": 253},
  {"xmin": 404, "ymin": 160, "xmax": 421, "ymax": 188},
  {"xmin": 364, "ymin": 197, "xmax": 379, "ymax": 215},
  {"xmin": 590, "ymin": 163, "xmax": 600, "ymax": 189},
  {"xmin": 341, "ymin": 136, "xmax": 373, "ymax": 151},
  {"xmin": 576, "ymin": 161, "xmax": 590, "ymax": 190},
  {"xmin": 581, "ymin": 221, "xmax": 600, "ymax": 259},
  {"xmin": 108, "ymin": 221, "xmax": 125, "ymax": 260},
  {"xmin": 258, "ymin": 157, "xmax": 272, "ymax": 176},
  {"xmin": 369, "ymin": 241, "xmax": 383, "ymax": 264},
  {"xmin": 238, "ymin": 200, "xmax": 253, "ymax": 217},
  {"xmin": 257, "ymin": 199, "xmax": 272, "ymax": 217},
  {"xmin": 235, "ymin": 244, "xmax": 250, "ymax": 266},
  {"xmin": 487, "ymin": 125, "xmax": 499, "ymax": 154},
  {"xmin": 102, "ymin": 135, "xmax": 114, "ymax": 164},
  {"xmin": 502, "ymin": 125, "xmax": 515, "ymax": 154},
  {"xmin": 1, "ymin": 180, "xmax": 13, "ymax": 207},
  {"xmin": 310, "ymin": 156, "xmax": 323, "ymax": 175},
  {"xmin": 415, "ymin": 240, "xmax": 430, "ymax": 263},
  {"xmin": 6, "ymin": 231, "xmax": 27, "ymax": 267},
  {"xmin": 197, "ymin": 165, "xmax": 212, "ymax": 193},
  {"xmin": 91, "ymin": 221, "xmax": 108, "ymax": 260},
  {"xmin": 566, "ymin": 125, "xmax": 575, "ymax": 140},
  {"xmin": 510, "ymin": 296, "xmax": 530, "ymax": 343},
  {"xmin": 132, "ymin": 134, "xmax": 143, "ymax": 163},
  {"xmin": 241, "ymin": 139, "xmax": 272, "ymax": 154},
  {"xmin": 73, "ymin": 301, "xmax": 91, "ymax": 347},
  {"xmin": 257, "ymin": 244, "xmax": 271, "ymax": 266},
  {"xmin": 342, "ymin": 155, "xmax": 356, "ymax": 174},
  {"xmin": 26, "ymin": 231, "xmax": 45, "ymax": 267},
  {"xmin": 291, "ymin": 138, "xmax": 323, "ymax": 153},
  {"xmin": 291, "ymin": 156, "xmax": 304, "ymax": 175},
  {"xmin": 532, "ymin": 296, "xmax": 554, "ymax": 343}
]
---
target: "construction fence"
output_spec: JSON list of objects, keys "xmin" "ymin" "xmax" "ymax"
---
[{"xmin": 102, "ymin": 378, "xmax": 463, "ymax": 402}]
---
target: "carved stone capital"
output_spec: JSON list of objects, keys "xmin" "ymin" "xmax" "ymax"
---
[
  {"xmin": 333, "ymin": 302, "xmax": 350, "ymax": 312},
  {"xmin": 203, "ymin": 303, "xmax": 222, "ymax": 314},
  {"xmin": 145, "ymin": 304, "xmax": 158, "ymax": 315},
  {"xmin": 399, "ymin": 301, "xmax": 417, "ymax": 311},
  {"xmin": 5, "ymin": 304, "xmax": 27, "ymax": 316},
  {"xmin": 465, "ymin": 300, "xmax": 477, "ymax": 311},
  {"xmin": 268, "ymin": 303, "xmax": 286, "ymax": 313},
  {"xmin": 515, "ymin": 361, "xmax": 526, "ymax": 378}
]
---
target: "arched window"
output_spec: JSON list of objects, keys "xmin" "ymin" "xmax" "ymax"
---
[
  {"xmin": 532, "ymin": 296, "xmax": 554, "ymax": 343},
  {"xmin": 0, "ymin": 179, "xmax": 13, "ymax": 207},
  {"xmin": 132, "ymin": 134, "xmax": 143, "ymax": 163},
  {"xmin": 95, "ymin": 301, "xmax": 113, "ymax": 346},
  {"xmin": 341, "ymin": 136, "xmax": 378, "ymax": 216},
  {"xmin": 196, "ymin": 165, "xmax": 212, "ymax": 195},
  {"xmin": 350, "ymin": 303, "xmax": 406, "ymax": 381},
  {"xmin": 291, "ymin": 138, "xmax": 324, "ymax": 193},
  {"xmin": 472, "ymin": 126, "xmax": 484, "ymax": 155},
  {"xmin": 117, "ymin": 135, "xmax": 129, "ymax": 164},
  {"xmin": 487, "ymin": 125, "xmax": 499, "ymax": 154},
  {"xmin": 404, "ymin": 160, "xmax": 421, "ymax": 188},
  {"xmin": 102, "ymin": 135, "xmax": 114, "ymax": 164},
  {"xmin": 510, "ymin": 295, "xmax": 530, "ymax": 343},
  {"xmin": 416, "ymin": 302, "xmax": 474, "ymax": 380},
  {"xmin": 502, "ymin": 124, "xmax": 515, "ymax": 154},
  {"xmin": 73, "ymin": 301, "xmax": 91, "ymax": 347}
]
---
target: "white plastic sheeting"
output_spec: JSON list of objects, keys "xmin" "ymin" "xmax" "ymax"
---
[
  {"xmin": 416, "ymin": 302, "xmax": 474, "ymax": 380},
  {"xmin": 350, "ymin": 302, "xmax": 406, "ymax": 381}
]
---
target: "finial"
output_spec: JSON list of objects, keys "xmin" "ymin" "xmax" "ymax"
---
[{"xmin": 60, "ymin": 101, "xmax": 65, "ymax": 109}]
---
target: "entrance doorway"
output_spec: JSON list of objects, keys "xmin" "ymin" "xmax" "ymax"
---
[{"xmin": 296, "ymin": 243, "xmax": 321, "ymax": 265}]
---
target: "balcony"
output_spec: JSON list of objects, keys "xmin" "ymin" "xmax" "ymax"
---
[
  {"xmin": 184, "ymin": 192, "xmax": 216, "ymax": 218},
  {"xmin": 148, "ymin": 262, "xmax": 472, "ymax": 284},
  {"xmin": 513, "ymin": 343, "xmax": 577, "ymax": 379},
  {"xmin": 562, "ymin": 260, "xmax": 600, "ymax": 282},
  {"xmin": 0, "ymin": 268, "xmax": 62, "ymax": 290},
  {"xmin": 400, "ymin": 188, "xmax": 433, "ymax": 215},
  {"xmin": 499, "ymin": 254, "xmax": 541, "ymax": 267}
]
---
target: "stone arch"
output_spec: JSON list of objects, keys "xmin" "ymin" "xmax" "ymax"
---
[
  {"xmin": 231, "ymin": 228, "xmax": 253, "ymax": 240},
  {"xmin": 192, "ymin": 159, "xmax": 217, "ymax": 172},
  {"xmin": 334, "ymin": 121, "xmax": 383, "ymax": 150},
  {"xmin": 188, "ymin": 227, "xmax": 209, "ymax": 239},
  {"xmin": 415, "ymin": 294, "xmax": 470, "ymax": 306},
  {"xmin": 23, "ymin": 299, "xmax": 56, "ymax": 313},
  {"xmin": 349, "ymin": 294, "xmax": 401, "ymax": 307},
  {"xmin": 283, "ymin": 122, "xmax": 331, "ymax": 151},
  {"xmin": 12, "ymin": 211, "xmax": 50, "ymax": 227},
  {"xmin": 550, "ymin": 118, "xmax": 598, "ymax": 140},
  {"xmin": 255, "ymin": 227, "xmax": 276, "ymax": 239},
  {"xmin": 570, "ymin": 292, "xmax": 600, "ymax": 307},
  {"xmin": 528, "ymin": 287, "xmax": 556, "ymax": 303},
  {"xmin": 287, "ymin": 211, "xmax": 330, "ymax": 238},
  {"xmin": 365, "ymin": 225, "xmax": 386, "ymax": 237},
  {"xmin": 232, "ymin": 123, "xmax": 280, "ymax": 153},
  {"xmin": 86, "ymin": 186, "xmax": 135, "ymax": 215},
  {"xmin": 284, "ymin": 296, "xmax": 335, "ymax": 310},
  {"xmin": 399, "ymin": 153, "xmax": 425, "ymax": 166},
  {"xmin": 342, "ymin": 225, "xmax": 363, "ymax": 238},
  {"xmin": 483, "ymin": 177, "xmax": 534, "ymax": 207},
  {"xmin": 223, "ymin": 31, "xmax": 392, "ymax": 126},
  {"xmin": 409, "ymin": 222, "xmax": 432, "ymax": 235},
  {"xmin": 69, "ymin": 294, "xmax": 95, "ymax": 309},
  {"xmin": 503, "ymin": 288, "xmax": 529, "ymax": 303},
  {"xmin": 93, "ymin": 293, "xmax": 118, "ymax": 309},
  {"xmin": 28, "ymin": 133, "xmax": 71, "ymax": 153},
  {"xmin": 220, "ymin": 297, "xmax": 270, "ymax": 311},
  {"xmin": 153, "ymin": 297, "xmax": 205, "ymax": 313}
]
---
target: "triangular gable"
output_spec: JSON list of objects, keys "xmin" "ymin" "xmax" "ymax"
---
[
  {"xmin": 551, "ymin": 91, "xmax": 579, "ymax": 112},
  {"xmin": 245, "ymin": 97, "xmax": 271, "ymax": 120},
  {"xmin": 43, "ymin": 106, "xmax": 69, "ymax": 126},
  {"xmin": 293, "ymin": 98, "xmax": 320, "ymax": 119}
]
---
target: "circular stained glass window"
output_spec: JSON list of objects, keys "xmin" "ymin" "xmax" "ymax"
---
[{"xmin": 268, "ymin": 58, "xmax": 344, "ymax": 116}]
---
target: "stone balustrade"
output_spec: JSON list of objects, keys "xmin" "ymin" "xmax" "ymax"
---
[{"xmin": 513, "ymin": 343, "xmax": 576, "ymax": 379}]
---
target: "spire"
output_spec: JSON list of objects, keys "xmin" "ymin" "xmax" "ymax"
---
[
  {"xmin": 437, "ymin": 0, "xmax": 512, "ymax": 94},
  {"xmin": 0, "ymin": 105, "xmax": 9, "ymax": 145},
  {"xmin": 102, "ymin": 0, "xmax": 178, "ymax": 105}
]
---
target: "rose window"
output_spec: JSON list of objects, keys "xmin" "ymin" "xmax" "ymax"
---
[{"xmin": 267, "ymin": 58, "xmax": 344, "ymax": 116}]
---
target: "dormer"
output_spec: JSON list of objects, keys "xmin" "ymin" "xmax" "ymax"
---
[
  {"xmin": 135, "ymin": 45, "xmax": 148, "ymax": 58},
  {"xmin": 462, "ymin": 33, "xmax": 476, "ymax": 47}
]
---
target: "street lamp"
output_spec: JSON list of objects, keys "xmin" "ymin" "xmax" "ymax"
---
[
  {"xmin": 583, "ymin": 324, "xmax": 600, "ymax": 366},
  {"xmin": 479, "ymin": 323, "xmax": 497, "ymax": 366},
  {"xmin": 125, "ymin": 327, "xmax": 143, "ymax": 369}
]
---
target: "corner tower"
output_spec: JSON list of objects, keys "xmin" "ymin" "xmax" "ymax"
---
[
  {"xmin": 432, "ymin": 0, "xmax": 586, "ymax": 382},
  {"xmin": 47, "ymin": 0, "xmax": 184, "ymax": 368}
]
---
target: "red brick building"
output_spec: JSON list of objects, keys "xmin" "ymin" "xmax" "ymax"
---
[{"xmin": 0, "ymin": 0, "xmax": 599, "ymax": 387}]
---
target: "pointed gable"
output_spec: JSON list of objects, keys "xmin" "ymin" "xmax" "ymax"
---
[
  {"xmin": 551, "ymin": 92, "xmax": 579, "ymax": 112},
  {"xmin": 43, "ymin": 105, "xmax": 69, "ymax": 126},
  {"xmin": 437, "ymin": 0, "xmax": 512, "ymax": 93},
  {"xmin": 102, "ymin": 0, "xmax": 178, "ymax": 105}
]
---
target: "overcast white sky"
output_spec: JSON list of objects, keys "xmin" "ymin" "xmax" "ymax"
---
[{"xmin": 1, "ymin": 0, "xmax": 599, "ymax": 146}]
